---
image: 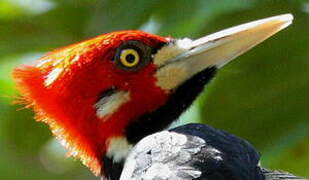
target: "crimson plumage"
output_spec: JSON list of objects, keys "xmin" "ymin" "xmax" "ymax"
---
[{"xmin": 13, "ymin": 30, "xmax": 169, "ymax": 176}]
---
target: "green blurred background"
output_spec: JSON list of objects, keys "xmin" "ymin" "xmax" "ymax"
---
[{"xmin": 0, "ymin": 0, "xmax": 308, "ymax": 179}]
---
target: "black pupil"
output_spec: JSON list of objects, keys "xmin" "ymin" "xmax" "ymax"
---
[{"xmin": 126, "ymin": 53, "xmax": 136, "ymax": 63}]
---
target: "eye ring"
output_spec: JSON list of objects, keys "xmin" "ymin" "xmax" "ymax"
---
[
  {"xmin": 119, "ymin": 49, "xmax": 140, "ymax": 68},
  {"xmin": 114, "ymin": 40, "xmax": 153, "ymax": 71}
]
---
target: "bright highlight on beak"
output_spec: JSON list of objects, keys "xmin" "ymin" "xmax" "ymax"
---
[{"xmin": 155, "ymin": 14, "xmax": 293, "ymax": 90}]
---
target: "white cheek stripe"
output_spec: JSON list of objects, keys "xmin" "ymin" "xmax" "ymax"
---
[
  {"xmin": 94, "ymin": 91, "xmax": 130, "ymax": 119},
  {"xmin": 153, "ymin": 39, "xmax": 193, "ymax": 91},
  {"xmin": 153, "ymin": 38, "xmax": 192, "ymax": 91},
  {"xmin": 153, "ymin": 38, "xmax": 192, "ymax": 66},
  {"xmin": 106, "ymin": 136, "xmax": 133, "ymax": 162}
]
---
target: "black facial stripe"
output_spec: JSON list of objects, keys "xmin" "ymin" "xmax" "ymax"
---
[{"xmin": 126, "ymin": 66, "xmax": 217, "ymax": 144}]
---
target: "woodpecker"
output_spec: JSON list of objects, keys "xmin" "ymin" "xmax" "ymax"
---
[{"xmin": 13, "ymin": 14, "xmax": 294, "ymax": 179}]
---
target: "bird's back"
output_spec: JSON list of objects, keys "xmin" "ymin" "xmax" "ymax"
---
[{"xmin": 121, "ymin": 123, "xmax": 265, "ymax": 180}]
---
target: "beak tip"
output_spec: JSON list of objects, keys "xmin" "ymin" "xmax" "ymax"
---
[
  {"xmin": 280, "ymin": 13, "xmax": 294, "ymax": 22},
  {"xmin": 277, "ymin": 13, "xmax": 294, "ymax": 30}
]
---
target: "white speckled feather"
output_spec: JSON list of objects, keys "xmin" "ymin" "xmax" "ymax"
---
[{"xmin": 120, "ymin": 131, "xmax": 205, "ymax": 180}]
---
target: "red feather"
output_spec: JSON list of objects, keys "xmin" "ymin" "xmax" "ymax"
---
[{"xmin": 13, "ymin": 30, "xmax": 169, "ymax": 176}]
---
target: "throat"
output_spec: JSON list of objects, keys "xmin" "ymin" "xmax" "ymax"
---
[
  {"xmin": 126, "ymin": 67, "xmax": 217, "ymax": 144},
  {"xmin": 106, "ymin": 136, "xmax": 133, "ymax": 162},
  {"xmin": 103, "ymin": 136, "xmax": 133, "ymax": 180}
]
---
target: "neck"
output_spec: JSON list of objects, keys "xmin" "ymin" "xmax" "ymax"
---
[
  {"xmin": 103, "ymin": 67, "xmax": 217, "ymax": 179},
  {"xmin": 102, "ymin": 136, "xmax": 133, "ymax": 180}
]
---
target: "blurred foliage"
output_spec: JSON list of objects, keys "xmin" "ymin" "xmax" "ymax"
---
[{"xmin": 0, "ymin": 0, "xmax": 308, "ymax": 179}]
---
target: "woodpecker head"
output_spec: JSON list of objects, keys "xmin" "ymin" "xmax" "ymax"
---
[{"xmin": 13, "ymin": 14, "xmax": 292, "ymax": 178}]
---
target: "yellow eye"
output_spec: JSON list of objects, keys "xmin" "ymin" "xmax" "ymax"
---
[
  {"xmin": 115, "ymin": 41, "xmax": 152, "ymax": 71},
  {"xmin": 119, "ymin": 49, "xmax": 140, "ymax": 68}
]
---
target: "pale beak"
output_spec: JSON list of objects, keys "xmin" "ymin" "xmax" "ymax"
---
[{"xmin": 154, "ymin": 14, "xmax": 293, "ymax": 91}]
